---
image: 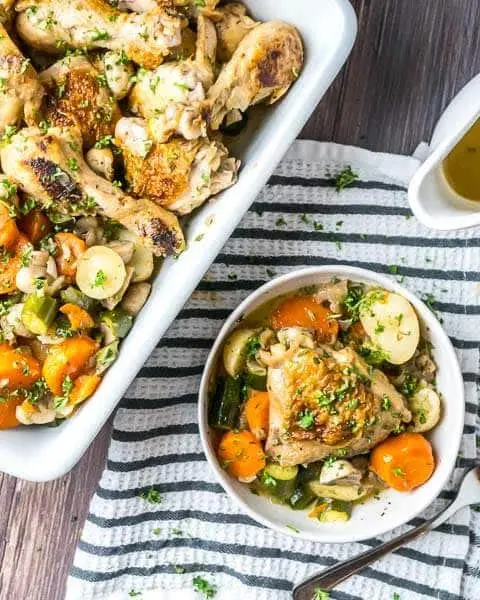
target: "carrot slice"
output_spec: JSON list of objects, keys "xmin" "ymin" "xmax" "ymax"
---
[
  {"xmin": 245, "ymin": 390, "xmax": 269, "ymax": 440},
  {"xmin": 0, "ymin": 233, "xmax": 30, "ymax": 294},
  {"xmin": 369, "ymin": 432, "xmax": 435, "ymax": 492},
  {"xmin": 0, "ymin": 218, "xmax": 20, "ymax": 250},
  {"xmin": 19, "ymin": 209, "xmax": 52, "ymax": 245},
  {"xmin": 271, "ymin": 295, "xmax": 339, "ymax": 339},
  {"xmin": 42, "ymin": 335, "xmax": 98, "ymax": 395},
  {"xmin": 60, "ymin": 303, "xmax": 95, "ymax": 330},
  {"xmin": 0, "ymin": 395, "xmax": 23, "ymax": 429},
  {"xmin": 54, "ymin": 232, "xmax": 86, "ymax": 279},
  {"xmin": 70, "ymin": 374, "xmax": 101, "ymax": 406},
  {"xmin": 218, "ymin": 430, "xmax": 266, "ymax": 480},
  {"xmin": 0, "ymin": 347, "xmax": 41, "ymax": 391}
]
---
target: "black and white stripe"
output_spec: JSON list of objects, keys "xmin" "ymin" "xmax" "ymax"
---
[{"xmin": 67, "ymin": 141, "xmax": 479, "ymax": 600}]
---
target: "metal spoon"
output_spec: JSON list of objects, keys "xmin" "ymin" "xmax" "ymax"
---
[{"xmin": 293, "ymin": 467, "xmax": 480, "ymax": 600}]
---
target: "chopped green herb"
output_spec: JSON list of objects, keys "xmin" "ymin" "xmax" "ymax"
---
[
  {"xmin": 266, "ymin": 268, "xmax": 276, "ymax": 278},
  {"xmin": 192, "ymin": 576, "xmax": 216, "ymax": 599},
  {"xmin": 313, "ymin": 589, "xmax": 330, "ymax": 600},
  {"xmin": 152, "ymin": 527, "xmax": 161, "ymax": 535},
  {"xmin": 334, "ymin": 166, "xmax": 358, "ymax": 192},
  {"xmin": 275, "ymin": 217, "xmax": 287, "ymax": 227},
  {"xmin": 245, "ymin": 335, "xmax": 261, "ymax": 359},
  {"xmin": 388, "ymin": 264, "xmax": 399, "ymax": 274},
  {"xmin": 67, "ymin": 157, "xmax": 78, "ymax": 171},
  {"xmin": 90, "ymin": 29, "xmax": 110, "ymax": 41},
  {"xmin": 393, "ymin": 467, "xmax": 405, "ymax": 477},
  {"xmin": 174, "ymin": 565, "xmax": 185, "ymax": 574},
  {"xmin": 139, "ymin": 487, "xmax": 162, "ymax": 504},
  {"xmin": 286, "ymin": 524, "xmax": 300, "ymax": 533},
  {"xmin": 381, "ymin": 395, "xmax": 391, "ymax": 411},
  {"xmin": 93, "ymin": 269, "xmax": 107, "ymax": 287},
  {"xmin": 297, "ymin": 409, "xmax": 315, "ymax": 429},
  {"xmin": 128, "ymin": 591, "xmax": 142, "ymax": 598}
]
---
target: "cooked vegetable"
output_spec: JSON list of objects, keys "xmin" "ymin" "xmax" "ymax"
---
[
  {"xmin": 408, "ymin": 387, "xmax": 441, "ymax": 433},
  {"xmin": 121, "ymin": 282, "xmax": 151, "ymax": 316},
  {"xmin": 209, "ymin": 376, "xmax": 242, "ymax": 430},
  {"xmin": 319, "ymin": 459, "xmax": 362, "ymax": 486},
  {"xmin": 118, "ymin": 229, "xmax": 154, "ymax": 282},
  {"xmin": 95, "ymin": 341, "xmax": 119, "ymax": 374},
  {"xmin": 0, "ymin": 218, "xmax": 20, "ymax": 250},
  {"xmin": 0, "ymin": 395, "xmax": 23, "ymax": 429},
  {"xmin": 222, "ymin": 328, "xmax": 257, "ymax": 378},
  {"xmin": 0, "ymin": 233, "xmax": 30, "ymax": 294},
  {"xmin": 359, "ymin": 290, "xmax": 420, "ymax": 365},
  {"xmin": 271, "ymin": 295, "xmax": 339, "ymax": 339},
  {"xmin": 308, "ymin": 481, "xmax": 369, "ymax": 502},
  {"xmin": 19, "ymin": 209, "xmax": 51, "ymax": 244},
  {"xmin": 0, "ymin": 347, "xmax": 41, "ymax": 391},
  {"xmin": 244, "ymin": 358, "xmax": 267, "ymax": 390},
  {"xmin": 76, "ymin": 246, "xmax": 127, "ymax": 300},
  {"xmin": 59, "ymin": 303, "xmax": 95, "ymax": 330},
  {"xmin": 369, "ymin": 432, "xmax": 435, "ymax": 491},
  {"xmin": 218, "ymin": 430, "xmax": 266, "ymax": 481},
  {"xmin": 22, "ymin": 295, "xmax": 58, "ymax": 335},
  {"xmin": 54, "ymin": 232, "xmax": 87, "ymax": 279},
  {"xmin": 70, "ymin": 374, "xmax": 101, "ymax": 406},
  {"xmin": 60, "ymin": 286, "xmax": 97, "ymax": 312},
  {"xmin": 289, "ymin": 484, "xmax": 317, "ymax": 510},
  {"xmin": 259, "ymin": 463, "xmax": 298, "ymax": 500},
  {"xmin": 42, "ymin": 335, "xmax": 98, "ymax": 395},
  {"xmin": 99, "ymin": 308, "xmax": 133, "ymax": 339},
  {"xmin": 245, "ymin": 389, "xmax": 269, "ymax": 439},
  {"xmin": 317, "ymin": 499, "xmax": 352, "ymax": 522}
]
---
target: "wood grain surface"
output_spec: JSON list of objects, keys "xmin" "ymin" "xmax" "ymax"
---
[{"xmin": 2, "ymin": 1, "xmax": 480, "ymax": 599}]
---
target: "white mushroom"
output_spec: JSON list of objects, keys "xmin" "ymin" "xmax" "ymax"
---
[
  {"xmin": 16, "ymin": 401, "xmax": 56, "ymax": 425},
  {"xmin": 121, "ymin": 281, "xmax": 151, "ymax": 316},
  {"xmin": 107, "ymin": 240, "xmax": 135, "ymax": 264},
  {"xmin": 319, "ymin": 460, "xmax": 363, "ymax": 486}
]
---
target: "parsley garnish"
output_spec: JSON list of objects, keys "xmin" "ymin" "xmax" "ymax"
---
[
  {"xmin": 139, "ymin": 487, "xmax": 162, "ymax": 504},
  {"xmin": 174, "ymin": 565, "xmax": 185, "ymax": 574},
  {"xmin": 275, "ymin": 217, "xmax": 287, "ymax": 227},
  {"xmin": 334, "ymin": 166, "xmax": 358, "ymax": 191},
  {"xmin": 393, "ymin": 467, "xmax": 405, "ymax": 477},
  {"xmin": 297, "ymin": 409, "xmax": 315, "ymax": 429},
  {"xmin": 313, "ymin": 589, "xmax": 330, "ymax": 600},
  {"xmin": 192, "ymin": 576, "xmax": 216, "ymax": 598},
  {"xmin": 381, "ymin": 395, "xmax": 391, "ymax": 410},
  {"xmin": 128, "ymin": 590, "xmax": 142, "ymax": 598},
  {"xmin": 93, "ymin": 269, "xmax": 107, "ymax": 287},
  {"xmin": 245, "ymin": 335, "xmax": 261, "ymax": 359}
]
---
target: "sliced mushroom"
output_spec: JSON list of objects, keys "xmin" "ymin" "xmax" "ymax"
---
[
  {"xmin": 107, "ymin": 240, "xmax": 135, "ymax": 264},
  {"xmin": 121, "ymin": 282, "xmax": 151, "ymax": 316},
  {"xmin": 85, "ymin": 147, "xmax": 114, "ymax": 181},
  {"xmin": 319, "ymin": 459, "xmax": 363, "ymax": 486}
]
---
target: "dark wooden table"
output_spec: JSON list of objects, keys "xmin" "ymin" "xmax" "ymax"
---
[{"xmin": 2, "ymin": 1, "xmax": 480, "ymax": 598}]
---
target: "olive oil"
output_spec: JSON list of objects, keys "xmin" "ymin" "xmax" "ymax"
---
[{"xmin": 443, "ymin": 118, "xmax": 480, "ymax": 201}]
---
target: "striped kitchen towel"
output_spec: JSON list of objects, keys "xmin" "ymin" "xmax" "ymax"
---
[{"xmin": 66, "ymin": 141, "xmax": 479, "ymax": 600}]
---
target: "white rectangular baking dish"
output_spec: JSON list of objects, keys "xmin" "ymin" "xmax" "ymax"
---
[{"xmin": 0, "ymin": 0, "xmax": 357, "ymax": 481}]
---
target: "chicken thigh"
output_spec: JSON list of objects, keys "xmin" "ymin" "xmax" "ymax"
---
[
  {"xmin": 207, "ymin": 20, "xmax": 303, "ymax": 130},
  {"xmin": 15, "ymin": 0, "xmax": 186, "ymax": 68},
  {"xmin": 129, "ymin": 14, "xmax": 216, "ymax": 143},
  {"xmin": 115, "ymin": 117, "xmax": 239, "ymax": 215},
  {"xmin": 118, "ymin": 0, "xmax": 219, "ymax": 17},
  {"xmin": 266, "ymin": 342, "xmax": 411, "ymax": 467},
  {"xmin": 40, "ymin": 55, "xmax": 121, "ymax": 147},
  {"xmin": 0, "ymin": 126, "xmax": 184, "ymax": 256},
  {"xmin": 0, "ymin": 22, "xmax": 44, "ymax": 134}
]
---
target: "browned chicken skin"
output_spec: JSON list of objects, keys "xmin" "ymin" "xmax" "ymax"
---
[
  {"xmin": 0, "ymin": 126, "xmax": 184, "ymax": 256},
  {"xmin": 0, "ymin": 22, "xmax": 44, "ymax": 133},
  {"xmin": 115, "ymin": 117, "xmax": 239, "ymax": 215},
  {"xmin": 207, "ymin": 20, "xmax": 303, "ymax": 130},
  {"xmin": 266, "ymin": 345, "xmax": 411, "ymax": 466},
  {"xmin": 15, "ymin": 0, "xmax": 186, "ymax": 68},
  {"xmin": 40, "ymin": 55, "xmax": 121, "ymax": 148}
]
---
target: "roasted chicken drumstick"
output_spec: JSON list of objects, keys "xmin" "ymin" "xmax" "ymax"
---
[{"xmin": 0, "ymin": 126, "xmax": 184, "ymax": 256}]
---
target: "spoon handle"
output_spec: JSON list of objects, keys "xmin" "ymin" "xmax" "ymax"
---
[{"xmin": 292, "ymin": 499, "xmax": 458, "ymax": 599}]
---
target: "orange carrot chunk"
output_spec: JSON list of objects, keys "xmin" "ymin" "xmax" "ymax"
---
[
  {"xmin": 60, "ymin": 303, "xmax": 95, "ymax": 330},
  {"xmin": 271, "ymin": 295, "xmax": 339, "ymax": 339},
  {"xmin": 42, "ymin": 335, "xmax": 98, "ymax": 395},
  {"xmin": 218, "ymin": 430, "xmax": 266, "ymax": 480},
  {"xmin": 19, "ymin": 209, "xmax": 52, "ymax": 245},
  {"xmin": 369, "ymin": 432, "xmax": 435, "ymax": 492},
  {"xmin": 245, "ymin": 390, "xmax": 270, "ymax": 440},
  {"xmin": 0, "ymin": 395, "xmax": 23, "ymax": 429},
  {"xmin": 0, "ymin": 347, "xmax": 41, "ymax": 391},
  {"xmin": 70, "ymin": 374, "xmax": 101, "ymax": 406}
]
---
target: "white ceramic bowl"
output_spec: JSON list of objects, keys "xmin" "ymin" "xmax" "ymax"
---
[
  {"xmin": 198, "ymin": 266, "xmax": 464, "ymax": 543},
  {"xmin": 0, "ymin": 0, "xmax": 357, "ymax": 481},
  {"xmin": 408, "ymin": 73, "xmax": 480, "ymax": 230}
]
